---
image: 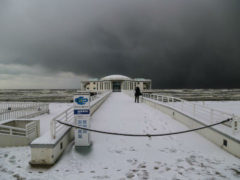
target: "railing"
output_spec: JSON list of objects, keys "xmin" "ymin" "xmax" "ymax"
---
[
  {"xmin": 142, "ymin": 93, "xmax": 236, "ymax": 127},
  {"xmin": 50, "ymin": 91, "xmax": 111, "ymax": 139},
  {"xmin": 0, "ymin": 103, "xmax": 49, "ymax": 121},
  {"xmin": 26, "ymin": 121, "xmax": 38, "ymax": 138},
  {"xmin": 0, "ymin": 121, "xmax": 38, "ymax": 138},
  {"xmin": 51, "ymin": 106, "xmax": 74, "ymax": 139}
]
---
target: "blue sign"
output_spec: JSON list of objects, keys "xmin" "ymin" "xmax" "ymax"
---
[
  {"xmin": 75, "ymin": 96, "xmax": 88, "ymax": 105},
  {"xmin": 74, "ymin": 109, "xmax": 90, "ymax": 115},
  {"xmin": 77, "ymin": 120, "xmax": 88, "ymax": 134}
]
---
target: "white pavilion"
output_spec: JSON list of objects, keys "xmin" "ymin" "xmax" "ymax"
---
[{"xmin": 81, "ymin": 74, "xmax": 151, "ymax": 92}]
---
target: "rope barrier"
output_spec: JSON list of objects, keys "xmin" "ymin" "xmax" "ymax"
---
[{"xmin": 56, "ymin": 118, "xmax": 232, "ymax": 137}]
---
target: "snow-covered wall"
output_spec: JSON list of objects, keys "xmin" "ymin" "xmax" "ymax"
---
[{"xmin": 141, "ymin": 97, "xmax": 240, "ymax": 158}]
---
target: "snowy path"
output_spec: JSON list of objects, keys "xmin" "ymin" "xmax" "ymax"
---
[{"xmin": 0, "ymin": 93, "xmax": 240, "ymax": 179}]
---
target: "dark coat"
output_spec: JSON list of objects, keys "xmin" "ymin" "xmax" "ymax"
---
[{"xmin": 135, "ymin": 87, "xmax": 141, "ymax": 96}]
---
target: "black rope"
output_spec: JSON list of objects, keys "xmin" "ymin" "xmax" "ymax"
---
[{"xmin": 56, "ymin": 118, "xmax": 232, "ymax": 137}]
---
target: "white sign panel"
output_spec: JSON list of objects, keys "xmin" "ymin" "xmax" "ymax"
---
[
  {"xmin": 74, "ymin": 93, "xmax": 91, "ymax": 147},
  {"xmin": 74, "ymin": 117, "xmax": 91, "ymax": 146}
]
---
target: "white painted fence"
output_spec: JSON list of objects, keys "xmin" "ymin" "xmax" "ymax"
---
[
  {"xmin": 0, "ymin": 102, "xmax": 49, "ymax": 121},
  {"xmin": 142, "ymin": 93, "xmax": 238, "ymax": 130},
  {"xmin": 50, "ymin": 106, "xmax": 74, "ymax": 139},
  {"xmin": 26, "ymin": 121, "xmax": 39, "ymax": 139},
  {"xmin": 50, "ymin": 91, "xmax": 111, "ymax": 139},
  {"xmin": 0, "ymin": 120, "xmax": 38, "ymax": 138}
]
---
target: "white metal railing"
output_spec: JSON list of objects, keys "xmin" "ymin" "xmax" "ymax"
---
[
  {"xmin": 0, "ymin": 103, "xmax": 49, "ymax": 121},
  {"xmin": 51, "ymin": 106, "xmax": 74, "ymax": 139},
  {"xmin": 26, "ymin": 121, "xmax": 38, "ymax": 138},
  {"xmin": 50, "ymin": 91, "xmax": 111, "ymax": 139},
  {"xmin": 0, "ymin": 121, "xmax": 38, "ymax": 138},
  {"xmin": 142, "ymin": 93, "xmax": 237, "ymax": 128}
]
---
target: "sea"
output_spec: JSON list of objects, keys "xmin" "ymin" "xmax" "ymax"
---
[{"xmin": 1, "ymin": 89, "xmax": 240, "ymax": 102}]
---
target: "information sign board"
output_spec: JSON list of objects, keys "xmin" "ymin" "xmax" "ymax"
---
[{"xmin": 74, "ymin": 93, "xmax": 91, "ymax": 147}]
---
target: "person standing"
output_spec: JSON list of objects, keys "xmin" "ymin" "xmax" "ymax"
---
[{"xmin": 135, "ymin": 86, "xmax": 141, "ymax": 103}]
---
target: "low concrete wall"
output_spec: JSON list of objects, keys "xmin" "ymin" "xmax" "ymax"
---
[
  {"xmin": 142, "ymin": 97, "xmax": 240, "ymax": 158},
  {"xmin": 30, "ymin": 92, "xmax": 111, "ymax": 166},
  {"xmin": 0, "ymin": 134, "xmax": 32, "ymax": 147},
  {"xmin": 30, "ymin": 127, "xmax": 73, "ymax": 165}
]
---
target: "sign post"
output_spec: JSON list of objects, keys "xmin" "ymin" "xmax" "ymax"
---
[{"xmin": 73, "ymin": 92, "xmax": 91, "ymax": 147}]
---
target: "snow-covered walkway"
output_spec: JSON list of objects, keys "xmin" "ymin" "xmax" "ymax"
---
[
  {"xmin": 0, "ymin": 93, "xmax": 240, "ymax": 179},
  {"xmin": 31, "ymin": 103, "xmax": 72, "ymax": 135}
]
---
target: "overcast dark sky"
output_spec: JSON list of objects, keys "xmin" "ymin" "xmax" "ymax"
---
[{"xmin": 0, "ymin": 0, "xmax": 240, "ymax": 88}]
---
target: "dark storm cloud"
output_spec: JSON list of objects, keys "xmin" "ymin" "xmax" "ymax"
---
[{"xmin": 0, "ymin": 0, "xmax": 240, "ymax": 88}]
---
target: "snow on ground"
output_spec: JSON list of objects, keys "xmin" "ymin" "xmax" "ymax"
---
[
  {"xmin": 1, "ymin": 93, "xmax": 240, "ymax": 180},
  {"xmin": 31, "ymin": 103, "xmax": 72, "ymax": 135}
]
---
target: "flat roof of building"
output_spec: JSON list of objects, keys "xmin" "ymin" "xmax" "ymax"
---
[
  {"xmin": 82, "ymin": 74, "xmax": 151, "ymax": 82},
  {"xmin": 101, "ymin": 74, "xmax": 132, "ymax": 81}
]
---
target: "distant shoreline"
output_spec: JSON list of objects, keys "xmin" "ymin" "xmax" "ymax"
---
[{"xmin": 0, "ymin": 89, "xmax": 240, "ymax": 102}]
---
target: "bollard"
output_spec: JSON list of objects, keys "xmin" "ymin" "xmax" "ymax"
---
[{"xmin": 73, "ymin": 92, "xmax": 91, "ymax": 147}]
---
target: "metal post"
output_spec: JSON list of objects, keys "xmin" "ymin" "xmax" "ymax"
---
[
  {"xmin": 232, "ymin": 116, "xmax": 240, "ymax": 134},
  {"xmin": 172, "ymin": 98, "xmax": 175, "ymax": 107}
]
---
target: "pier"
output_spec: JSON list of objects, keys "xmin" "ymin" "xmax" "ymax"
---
[{"xmin": 0, "ymin": 91, "xmax": 240, "ymax": 179}]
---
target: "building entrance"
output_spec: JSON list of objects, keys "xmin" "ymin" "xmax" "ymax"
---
[{"xmin": 112, "ymin": 82, "xmax": 121, "ymax": 92}]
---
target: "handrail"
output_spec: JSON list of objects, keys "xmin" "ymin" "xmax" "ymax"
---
[
  {"xmin": 0, "ymin": 122, "xmax": 37, "ymax": 137},
  {"xmin": 0, "ymin": 102, "xmax": 45, "ymax": 110},
  {"xmin": 0, "ymin": 103, "xmax": 49, "ymax": 121},
  {"xmin": 26, "ymin": 121, "xmax": 38, "ymax": 138},
  {"xmin": 53, "ymin": 106, "xmax": 73, "ymax": 120},
  {"xmin": 156, "ymin": 93, "xmax": 232, "ymax": 116},
  {"xmin": 50, "ymin": 91, "xmax": 111, "ymax": 139},
  {"xmin": 0, "ymin": 124, "xmax": 26, "ymax": 131},
  {"xmin": 0, "ymin": 104, "xmax": 47, "ymax": 113},
  {"xmin": 142, "ymin": 92, "xmax": 236, "ymax": 128},
  {"xmin": 147, "ymin": 93, "xmax": 233, "ymax": 117}
]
